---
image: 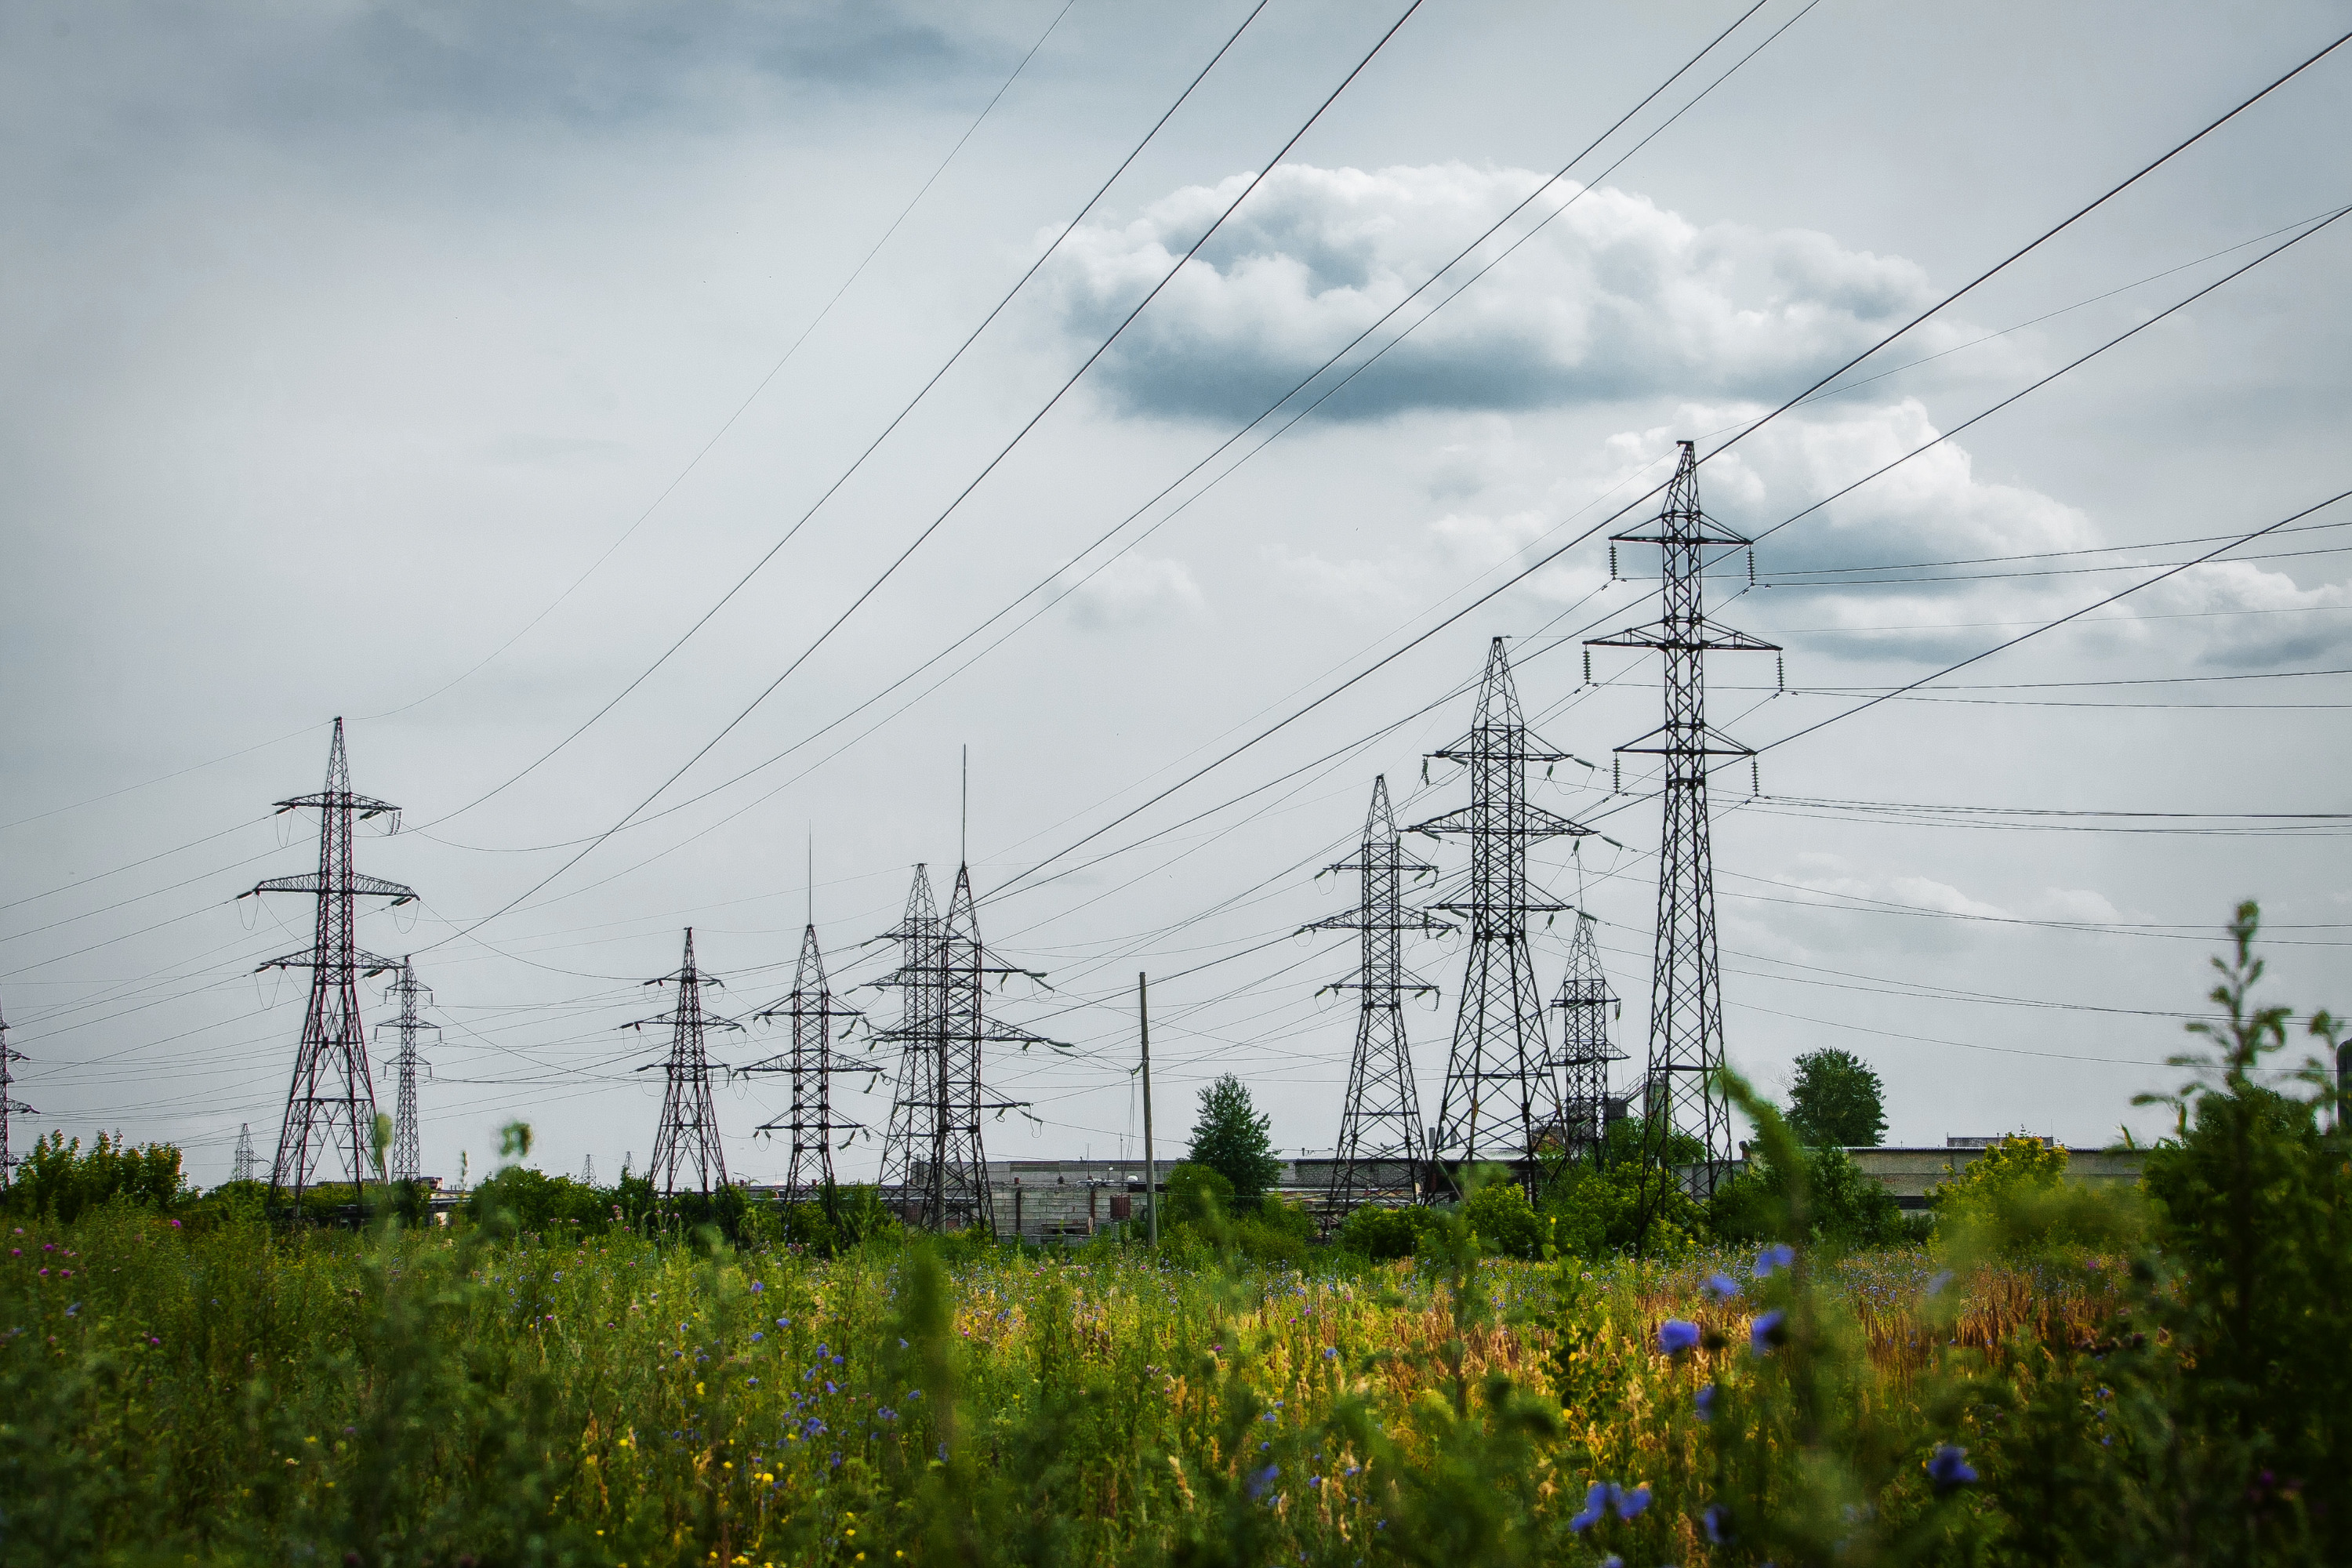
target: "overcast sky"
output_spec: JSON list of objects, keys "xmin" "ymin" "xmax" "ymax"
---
[{"xmin": 6, "ymin": 0, "xmax": 2350, "ymax": 1187}]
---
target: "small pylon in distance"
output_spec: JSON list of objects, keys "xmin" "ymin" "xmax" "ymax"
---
[{"xmin": 626, "ymin": 929, "xmax": 740, "ymax": 1199}]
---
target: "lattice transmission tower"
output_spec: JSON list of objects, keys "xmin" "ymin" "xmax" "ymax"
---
[
  {"xmin": 378, "ymin": 959, "xmax": 437, "ymax": 1183},
  {"xmin": 747, "ymin": 920, "xmax": 877, "ymax": 1206},
  {"xmin": 628, "ymin": 928, "xmax": 739, "ymax": 1198},
  {"xmin": 231, "ymin": 1123, "xmax": 260, "ymax": 1185},
  {"xmin": 875, "ymin": 862, "xmax": 1046, "ymax": 1234},
  {"xmin": 1552, "ymin": 909, "xmax": 1624, "ymax": 1161},
  {"xmin": 1414, "ymin": 637, "xmax": 1592, "ymax": 1198},
  {"xmin": 241, "ymin": 718, "xmax": 416, "ymax": 1210},
  {"xmin": 0, "ymin": 990, "xmax": 31, "ymax": 1191},
  {"xmin": 1312, "ymin": 775, "xmax": 1447, "ymax": 1230},
  {"xmin": 1588, "ymin": 440, "xmax": 1778, "ymax": 1220}
]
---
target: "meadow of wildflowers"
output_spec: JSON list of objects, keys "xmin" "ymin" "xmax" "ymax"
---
[{"xmin": 0, "ymin": 906, "xmax": 2336, "ymax": 1566}]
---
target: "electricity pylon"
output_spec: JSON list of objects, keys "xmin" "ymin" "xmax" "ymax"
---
[
  {"xmin": 747, "ymin": 922, "xmax": 877, "ymax": 1205},
  {"xmin": 232, "ymin": 1123, "xmax": 259, "ymax": 1185},
  {"xmin": 241, "ymin": 718, "xmax": 416, "ymax": 1211},
  {"xmin": 377, "ymin": 959, "xmax": 437, "ymax": 1184},
  {"xmin": 1551, "ymin": 910, "xmax": 1623, "ymax": 1161},
  {"xmin": 876, "ymin": 861, "xmax": 1048, "ymax": 1235},
  {"xmin": 628, "ymin": 928, "xmax": 739, "ymax": 1198},
  {"xmin": 0, "ymin": 990, "xmax": 30, "ymax": 1190},
  {"xmin": 1588, "ymin": 439, "xmax": 1778, "ymax": 1225},
  {"xmin": 1414, "ymin": 637, "xmax": 1592, "ymax": 1198},
  {"xmin": 1310, "ymin": 775, "xmax": 1447, "ymax": 1231}
]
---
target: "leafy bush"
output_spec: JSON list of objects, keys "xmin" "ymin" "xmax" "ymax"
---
[
  {"xmin": 1461, "ymin": 1175, "xmax": 1545, "ymax": 1259},
  {"xmin": 3, "ymin": 1131, "xmax": 187, "ymax": 1222},
  {"xmin": 1713, "ymin": 1142, "xmax": 1907, "ymax": 1250},
  {"xmin": 1541, "ymin": 1156, "xmax": 1703, "ymax": 1258},
  {"xmin": 1335, "ymin": 1201, "xmax": 1439, "ymax": 1260}
]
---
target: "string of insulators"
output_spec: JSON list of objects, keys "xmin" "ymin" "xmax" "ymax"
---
[
  {"xmin": 1777, "ymin": 653, "xmax": 1786, "ymax": 692},
  {"xmin": 1750, "ymin": 757, "xmax": 1761, "ymax": 798},
  {"xmin": 1582, "ymin": 647, "xmax": 1592, "ymax": 686},
  {"xmin": 1747, "ymin": 548, "xmax": 1756, "ymax": 586},
  {"xmin": 1608, "ymin": 545, "xmax": 1618, "ymax": 581},
  {"xmin": 1612, "ymin": 756, "xmax": 1621, "ymax": 794}
]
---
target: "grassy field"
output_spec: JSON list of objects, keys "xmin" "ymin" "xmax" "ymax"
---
[{"xmin": 0, "ymin": 1203, "xmax": 2126, "ymax": 1568}]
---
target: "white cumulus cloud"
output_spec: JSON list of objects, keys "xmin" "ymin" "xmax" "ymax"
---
[
  {"xmin": 1038, "ymin": 162, "xmax": 1955, "ymax": 421},
  {"xmin": 1057, "ymin": 553, "xmax": 1205, "ymax": 631}
]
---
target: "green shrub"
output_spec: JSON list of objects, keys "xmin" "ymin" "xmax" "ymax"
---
[
  {"xmin": 4, "ymin": 1131, "xmax": 186, "ymax": 1222},
  {"xmin": 1461, "ymin": 1177, "xmax": 1544, "ymax": 1259},
  {"xmin": 1714, "ymin": 1143, "xmax": 1906, "ymax": 1250},
  {"xmin": 1335, "ymin": 1202, "xmax": 1436, "ymax": 1260}
]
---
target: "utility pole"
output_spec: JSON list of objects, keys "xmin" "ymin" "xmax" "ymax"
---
[
  {"xmin": 627, "ymin": 929, "xmax": 740, "ymax": 1198},
  {"xmin": 1414, "ymin": 638, "xmax": 1592, "ymax": 1200},
  {"xmin": 241, "ymin": 718, "xmax": 416, "ymax": 1214},
  {"xmin": 1588, "ymin": 439, "xmax": 1779, "ymax": 1232},
  {"xmin": 1138, "ymin": 972, "xmax": 1156, "ymax": 1246},
  {"xmin": 1311, "ymin": 776, "xmax": 1447, "ymax": 1231},
  {"xmin": 378, "ymin": 958, "xmax": 437, "ymax": 1184},
  {"xmin": 0, "ymin": 990, "xmax": 30, "ymax": 1191}
]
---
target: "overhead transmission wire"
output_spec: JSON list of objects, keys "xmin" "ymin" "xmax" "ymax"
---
[
  {"xmin": 420, "ymin": 0, "xmax": 1282, "ymax": 829},
  {"xmin": 358, "ymin": 1, "xmax": 1085, "ymax": 728},
  {"xmin": 979, "ymin": 33, "xmax": 2352, "ymax": 912},
  {"xmin": 419, "ymin": 0, "xmax": 1428, "ymax": 956},
  {"xmin": 403, "ymin": 0, "xmax": 1796, "ymax": 882}
]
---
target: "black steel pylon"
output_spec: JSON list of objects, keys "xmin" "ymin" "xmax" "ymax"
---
[
  {"xmin": 1310, "ymin": 776, "xmax": 1447, "ymax": 1231},
  {"xmin": 1551, "ymin": 909, "xmax": 1624, "ymax": 1161},
  {"xmin": 1414, "ymin": 638, "xmax": 1593, "ymax": 1199},
  {"xmin": 747, "ymin": 923, "xmax": 876, "ymax": 1206},
  {"xmin": 378, "ymin": 959, "xmax": 437, "ymax": 1184},
  {"xmin": 231, "ymin": 1123, "xmax": 259, "ymax": 1185},
  {"xmin": 241, "ymin": 718, "xmax": 416, "ymax": 1211},
  {"xmin": 0, "ymin": 989, "xmax": 31, "ymax": 1191},
  {"xmin": 1588, "ymin": 439, "xmax": 1778, "ymax": 1225},
  {"xmin": 628, "ymin": 928, "xmax": 739, "ymax": 1198},
  {"xmin": 875, "ymin": 860, "xmax": 1047, "ymax": 1235}
]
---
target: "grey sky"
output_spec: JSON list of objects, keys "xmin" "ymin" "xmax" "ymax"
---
[{"xmin": 5, "ymin": 0, "xmax": 2350, "ymax": 1185}]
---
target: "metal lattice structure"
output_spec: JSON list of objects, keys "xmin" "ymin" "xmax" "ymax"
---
[
  {"xmin": 1588, "ymin": 440, "xmax": 1778, "ymax": 1218},
  {"xmin": 1311, "ymin": 775, "xmax": 1447, "ymax": 1229},
  {"xmin": 1414, "ymin": 637, "xmax": 1592, "ymax": 1198},
  {"xmin": 0, "ymin": 990, "xmax": 31, "ymax": 1190},
  {"xmin": 629, "ymin": 928, "xmax": 740, "ymax": 1198},
  {"xmin": 231, "ymin": 1123, "xmax": 259, "ymax": 1186},
  {"xmin": 747, "ymin": 922, "xmax": 876, "ymax": 1205},
  {"xmin": 241, "ymin": 719, "xmax": 416, "ymax": 1210},
  {"xmin": 378, "ymin": 959, "xmax": 437, "ymax": 1184},
  {"xmin": 1551, "ymin": 911, "xmax": 1624, "ymax": 1161},
  {"xmin": 875, "ymin": 862, "xmax": 1046, "ymax": 1235}
]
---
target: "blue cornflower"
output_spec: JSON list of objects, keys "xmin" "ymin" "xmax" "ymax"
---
[
  {"xmin": 825, "ymin": 1381, "xmax": 837, "ymax": 1395},
  {"xmin": 1618, "ymin": 1484, "xmax": 1652, "ymax": 1519},
  {"xmin": 1703, "ymin": 1503, "xmax": 1733, "ymax": 1544},
  {"xmin": 1751, "ymin": 1310, "xmax": 1787, "ymax": 1352},
  {"xmin": 1247, "ymin": 1464, "xmax": 1279, "ymax": 1501},
  {"xmin": 750, "ymin": 1280, "xmax": 764, "ymax": 1294},
  {"xmin": 1927, "ymin": 1444, "xmax": 1977, "ymax": 1494},
  {"xmin": 1753, "ymin": 1243, "xmax": 1795, "ymax": 1278},
  {"xmin": 1601, "ymin": 1558, "xmax": 1624, "ymax": 1568},
  {"xmin": 1657, "ymin": 1319, "xmax": 1700, "ymax": 1355},
  {"xmin": 1570, "ymin": 1481, "xmax": 1613, "ymax": 1532},
  {"xmin": 1701, "ymin": 1272, "xmax": 1741, "ymax": 1302},
  {"xmin": 1323, "ymin": 1346, "xmax": 1338, "ymax": 1359},
  {"xmin": 751, "ymin": 1332, "xmax": 764, "ymax": 1342},
  {"xmin": 877, "ymin": 1407, "xmax": 897, "ymax": 1423},
  {"xmin": 1696, "ymin": 1384, "xmax": 1718, "ymax": 1421}
]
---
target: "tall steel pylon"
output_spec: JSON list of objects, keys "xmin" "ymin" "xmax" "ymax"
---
[
  {"xmin": 232, "ymin": 1123, "xmax": 259, "ymax": 1185},
  {"xmin": 1588, "ymin": 440, "xmax": 1778, "ymax": 1217},
  {"xmin": 1311, "ymin": 775, "xmax": 1447, "ymax": 1229},
  {"xmin": 628, "ymin": 929, "xmax": 740, "ymax": 1198},
  {"xmin": 1551, "ymin": 909, "xmax": 1623, "ymax": 1160},
  {"xmin": 0, "ymin": 990, "xmax": 31, "ymax": 1191},
  {"xmin": 1414, "ymin": 638, "xmax": 1593, "ymax": 1198},
  {"xmin": 241, "ymin": 718, "xmax": 416, "ymax": 1210},
  {"xmin": 876, "ymin": 861, "xmax": 1046, "ymax": 1234},
  {"xmin": 378, "ymin": 959, "xmax": 437, "ymax": 1183},
  {"xmin": 747, "ymin": 923, "xmax": 875, "ymax": 1205}
]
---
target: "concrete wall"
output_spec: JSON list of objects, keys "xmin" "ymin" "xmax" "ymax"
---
[{"xmin": 1845, "ymin": 1145, "xmax": 2145, "ymax": 1210}]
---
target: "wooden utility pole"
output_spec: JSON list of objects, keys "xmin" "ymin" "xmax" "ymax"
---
[{"xmin": 1139, "ymin": 971, "xmax": 1157, "ymax": 1246}]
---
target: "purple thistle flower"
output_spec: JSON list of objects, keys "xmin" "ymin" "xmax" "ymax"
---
[
  {"xmin": 1927, "ymin": 1444, "xmax": 1978, "ymax": 1494},
  {"xmin": 1657, "ymin": 1319, "xmax": 1700, "ymax": 1355},
  {"xmin": 1751, "ymin": 1310, "xmax": 1787, "ymax": 1353},
  {"xmin": 1701, "ymin": 1272, "xmax": 1741, "ymax": 1302},
  {"xmin": 1753, "ymin": 1243, "xmax": 1795, "ymax": 1279}
]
